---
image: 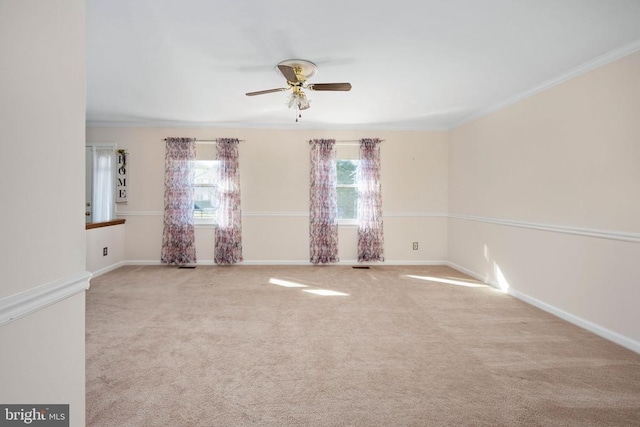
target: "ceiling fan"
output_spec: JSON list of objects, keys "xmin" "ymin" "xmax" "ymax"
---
[{"xmin": 246, "ymin": 59, "xmax": 352, "ymax": 121}]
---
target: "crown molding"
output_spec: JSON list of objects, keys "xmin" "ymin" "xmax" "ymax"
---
[
  {"xmin": 451, "ymin": 39, "xmax": 640, "ymax": 129},
  {"xmin": 85, "ymin": 120, "xmax": 448, "ymax": 131}
]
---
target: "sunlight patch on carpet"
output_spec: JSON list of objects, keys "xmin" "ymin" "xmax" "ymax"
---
[
  {"xmin": 406, "ymin": 275, "xmax": 489, "ymax": 288},
  {"xmin": 302, "ymin": 289, "xmax": 349, "ymax": 296},
  {"xmin": 269, "ymin": 278, "xmax": 308, "ymax": 288}
]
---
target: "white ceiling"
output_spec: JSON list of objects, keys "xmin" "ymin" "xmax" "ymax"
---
[{"xmin": 86, "ymin": 0, "xmax": 640, "ymax": 130}]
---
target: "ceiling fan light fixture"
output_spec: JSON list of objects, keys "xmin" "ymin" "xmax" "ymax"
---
[
  {"xmin": 288, "ymin": 90, "xmax": 310, "ymax": 110},
  {"xmin": 246, "ymin": 59, "xmax": 351, "ymax": 121}
]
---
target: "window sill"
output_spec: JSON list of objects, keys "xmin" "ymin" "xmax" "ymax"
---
[
  {"xmin": 86, "ymin": 219, "xmax": 126, "ymax": 230},
  {"xmin": 194, "ymin": 223, "xmax": 217, "ymax": 229}
]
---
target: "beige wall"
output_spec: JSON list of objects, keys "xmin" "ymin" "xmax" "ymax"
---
[
  {"xmin": 86, "ymin": 224, "xmax": 125, "ymax": 275},
  {"xmin": 85, "ymin": 128, "xmax": 449, "ymax": 264},
  {"xmin": 0, "ymin": 1, "xmax": 87, "ymax": 425},
  {"xmin": 86, "ymin": 44, "xmax": 639, "ymax": 354},
  {"xmin": 449, "ymin": 52, "xmax": 640, "ymax": 350}
]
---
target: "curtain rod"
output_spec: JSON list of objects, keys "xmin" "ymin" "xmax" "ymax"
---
[
  {"xmin": 336, "ymin": 139, "xmax": 385, "ymax": 143},
  {"xmin": 162, "ymin": 138, "xmax": 381, "ymax": 143},
  {"xmin": 307, "ymin": 139, "xmax": 386, "ymax": 145},
  {"xmin": 163, "ymin": 138, "xmax": 245, "ymax": 142}
]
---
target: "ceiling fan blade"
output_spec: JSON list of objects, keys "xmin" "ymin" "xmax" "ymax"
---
[
  {"xmin": 245, "ymin": 88, "xmax": 288, "ymax": 96},
  {"xmin": 277, "ymin": 64, "xmax": 300, "ymax": 83},
  {"xmin": 308, "ymin": 83, "xmax": 352, "ymax": 91}
]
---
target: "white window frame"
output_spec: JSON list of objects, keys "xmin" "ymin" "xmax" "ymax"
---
[
  {"xmin": 336, "ymin": 159, "xmax": 359, "ymax": 226},
  {"xmin": 192, "ymin": 159, "xmax": 219, "ymax": 226}
]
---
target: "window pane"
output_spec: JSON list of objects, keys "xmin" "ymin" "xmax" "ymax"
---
[
  {"xmin": 337, "ymin": 186, "xmax": 358, "ymax": 219},
  {"xmin": 193, "ymin": 185, "xmax": 217, "ymax": 218},
  {"xmin": 192, "ymin": 160, "xmax": 218, "ymax": 221},
  {"xmin": 193, "ymin": 160, "xmax": 217, "ymax": 185},
  {"xmin": 337, "ymin": 160, "xmax": 358, "ymax": 185}
]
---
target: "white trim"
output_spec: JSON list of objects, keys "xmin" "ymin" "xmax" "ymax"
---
[
  {"xmin": 509, "ymin": 288, "xmax": 640, "ymax": 354},
  {"xmin": 90, "ymin": 261, "xmax": 126, "ymax": 278},
  {"xmin": 449, "ymin": 213, "xmax": 640, "ymax": 244},
  {"xmin": 243, "ymin": 211, "xmax": 308, "ymax": 217},
  {"xmin": 117, "ymin": 210, "xmax": 449, "ymax": 218},
  {"xmin": 123, "ymin": 260, "xmax": 447, "ymax": 267},
  {"xmin": 444, "ymin": 261, "xmax": 493, "ymax": 286},
  {"xmin": 241, "ymin": 260, "xmax": 446, "ymax": 266},
  {"xmin": 125, "ymin": 260, "xmax": 163, "ymax": 266},
  {"xmin": 116, "ymin": 211, "xmax": 163, "ymax": 217},
  {"xmin": 0, "ymin": 272, "xmax": 92, "ymax": 326},
  {"xmin": 445, "ymin": 262, "xmax": 639, "ymax": 354},
  {"xmin": 85, "ymin": 120, "xmax": 448, "ymax": 132},
  {"xmin": 452, "ymin": 40, "xmax": 640, "ymax": 129},
  {"xmin": 86, "ymin": 41, "xmax": 640, "ymax": 132},
  {"xmin": 194, "ymin": 223, "xmax": 217, "ymax": 229},
  {"xmin": 86, "ymin": 142, "xmax": 117, "ymax": 149},
  {"xmin": 385, "ymin": 212, "xmax": 448, "ymax": 218},
  {"xmin": 242, "ymin": 211, "xmax": 449, "ymax": 218},
  {"xmin": 116, "ymin": 211, "xmax": 638, "ymax": 243}
]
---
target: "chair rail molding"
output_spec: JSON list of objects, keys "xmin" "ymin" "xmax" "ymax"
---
[
  {"xmin": 449, "ymin": 213, "xmax": 640, "ymax": 244},
  {"xmin": 0, "ymin": 271, "xmax": 92, "ymax": 326}
]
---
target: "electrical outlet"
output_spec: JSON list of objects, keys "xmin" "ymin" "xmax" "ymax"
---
[
  {"xmin": 103, "ymin": 247, "xmax": 108, "ymax": 256},
  {"xmin": 413, "ymin": 242, "xmax": 418, "ymax": 250}
]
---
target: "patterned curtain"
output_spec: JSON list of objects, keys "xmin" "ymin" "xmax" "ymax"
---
[
  {"xmin": 309, "ymin": 139, "xmax": 339, "ymax": 264},
  {"xmin": 215, "ymin": 138, "xmax": 243, "ymax": 264},
  {"xmin": 161, "ymin": 137, "xmax": 197, "ymax": 265},
  {"xmin": 357, "ymin": 138, "xmax": 384, "ymax": 262}
]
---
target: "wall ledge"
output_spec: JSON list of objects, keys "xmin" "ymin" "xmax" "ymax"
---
[
  {"xmin": 86, "ymin": 218, "xmax": 125, "ymax": 230},
  {"xmin": 449, "ymin": 213, "xmax": 640, "ymax": 244},
  {"xmin": 116, "ymin": 211, "xmax": 637, "ymax": 243},
  {"xmin": 116, "ymin": 211, "xmax": 449, "ymax": 218},
  {"xmin": 0, "ymin": 271, "xmax": 92, "ymax": 326}
]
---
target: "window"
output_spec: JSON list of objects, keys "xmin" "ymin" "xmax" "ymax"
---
[
  {"xmin": 192, "ymin": 160, "xmax": 219, "ymax": 224},
  {"xmin": 336, "ymin": 159, "xmax": 359, "ymax": 222},
  {"xmin": 85, "ymin": 144, "xmax": 116, "ymax": 223}
]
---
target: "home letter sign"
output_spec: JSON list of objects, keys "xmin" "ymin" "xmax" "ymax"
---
[{"xmin": 116, "ymin": 150, "xmax": 128, "ymax": 203}]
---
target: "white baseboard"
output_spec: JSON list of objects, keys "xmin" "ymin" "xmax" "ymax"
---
[
  {"xmin": 123, "ymin": 259, "xmax": 448, "ymax": 267},
  {"xmin": 0, "ymin": 271, "xmax": 92, "ymax": 326},
  {"xmin": 90, "ymin": 261, "xmax": 126, "ymax": 278},
  {"xmin": 445, "ymin": 261, "xmax": 495, "ymax": 286},
  {"xmin": 446, "ymin": 262, "xmax": 640, "ymax": 354},
  {"xmin": 125, "ymin": 260, "xmax": 163, "ymax": 266},
  {"xmin": 240, "ymin": 260, "xmax": 447, "ymax": 266},
  {"xmin": 508, "ymin": 288, "xmax": 639, "ymax": 354}
]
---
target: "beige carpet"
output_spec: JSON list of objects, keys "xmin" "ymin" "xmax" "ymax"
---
[{"xmin": 86, "ymin": 265, "xmax": 640, "ymax": 426}]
